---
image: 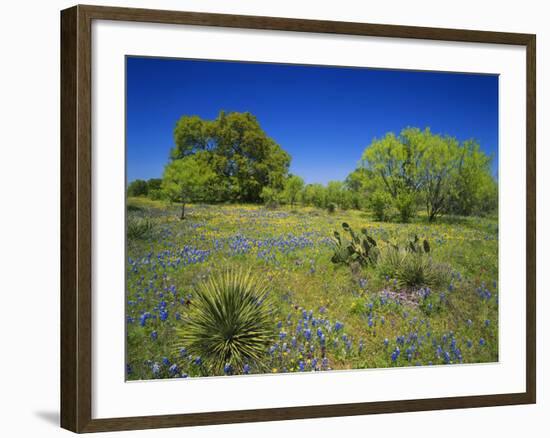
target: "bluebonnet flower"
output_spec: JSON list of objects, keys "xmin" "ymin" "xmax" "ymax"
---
[
  {"xmin": 479, "ymin": 338, "xmax": 486, "ymax": 346},
  {"xmin": 169, "ymin": 364, "xmax": 179, "ymax": 375},
  {"xmin": 139, "ymin": 312, "xmax": 151, "ymax": 327},
  {"xmin": 162, "ymin": 357, "xmax": 170, "ymax": 366},
  {"xmin": 391, "ymin": 347, "xmax": 400, "ymax": 362},
  {"xmin": 151, "ymin": 362, "xmax": 160, "ymax": 375},
  {"xmin": 467, "ymin": 340, "xmax": 473, "ymax": 348},
  {"xmin": 384, "ymin": 338, "xmax": 389, "ymax": 348},
  {"xmin": 304, "ymin": 329, "xmax": 312, "ymax": 341},
  {"xmin": 334, "ymin": 321, "xmax": 344, "ymax": 332},
  {"xmin": 194, "ymin": 356, "xmax": 203, "ymax": 365},
  {"xmin": 224, "ymin": 363, "xmax": 233, "ymax": 375},
  {"xmin": 485, "ymin": 319, "xmax": 491, "ymax": 327},
  {"xmin": 322, "ymin": 357, "xmax": 329, "ymax": 369},
  {"xmin": 179, "ymin": 347, "xmax": 187, "ymax": 357},
  {"xmin": 298, "ymin": 360, "xmax": 305, "ymax": 371},
  {"xmin": 443, "ymin": 351, "xmax": 451, "ymax": 364},
  {"xmin": 150, "ymin": 331, "xmax": 158, "ymax": 341},
  {"xmin": 243, "ymin": 364, "xmax": 251, "ymax": 374}
]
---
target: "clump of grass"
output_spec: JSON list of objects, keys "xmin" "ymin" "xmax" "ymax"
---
[
  {"xmin": 175, "ymin": 269, "xmax": 274, "ymax": 375},
  {"xmin": 127, "ymin": 217, "xmax": 153, "ymax": 240}
]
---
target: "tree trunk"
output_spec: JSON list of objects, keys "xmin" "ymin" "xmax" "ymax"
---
[{"xmin": 180, "ymin": 202, "xmax": 186, "ymax": 220}]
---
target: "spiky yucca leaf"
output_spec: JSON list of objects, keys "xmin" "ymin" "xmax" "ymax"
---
[
  {"xmin": 127, "ymin": 217, "xmax": 153, "ymax": 240},
  {"xmin": 175, "ymin": 270, "xmax": 273, "ymax": 375}
]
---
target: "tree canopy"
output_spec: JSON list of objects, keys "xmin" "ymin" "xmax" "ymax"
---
[
  {"xmin": 360, "ymin": 127, "xmax": 497, "ymax": 221},
  {"xmin": 170, "ymin": 111, "xmax": 291, "ymax": 203}
]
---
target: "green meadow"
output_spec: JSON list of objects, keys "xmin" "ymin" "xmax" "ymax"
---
[{"xmin": 126, "ymin": 197, "xmax": 498, "ymax": 379}]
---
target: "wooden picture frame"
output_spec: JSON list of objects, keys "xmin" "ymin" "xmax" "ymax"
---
[{"xmin": 61, "ymin": 4, "xmax": 536, "ymax": 433}]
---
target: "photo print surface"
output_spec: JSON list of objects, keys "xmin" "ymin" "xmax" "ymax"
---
[{"xmin": 125, "ymin": 57, "xmax": 499, "ymax": 380}]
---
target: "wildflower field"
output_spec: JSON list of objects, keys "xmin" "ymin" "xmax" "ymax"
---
[{"xmin": 126, "ymin": 197, "xmax": 498, "ymax": 380}]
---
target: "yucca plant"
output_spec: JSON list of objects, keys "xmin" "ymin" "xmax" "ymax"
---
[
  {"xmin": 127, "ymin": 217, "xmax": 153, "ymax": 240},
  {"xmin": 377, "ymin": 246, "xmax": 406, "ymax": 278},
  {"xmin": 396, "ymin": 253, "xmax": 437, "ymax": 288},
  {"xmin": 175, "ymin": 270, "xmax": 274, "ymax": 375}
]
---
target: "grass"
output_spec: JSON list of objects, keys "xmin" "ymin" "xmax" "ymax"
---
[{"xmin": 125, "ymin": 197, "xmax": 498, "ymax": 379}]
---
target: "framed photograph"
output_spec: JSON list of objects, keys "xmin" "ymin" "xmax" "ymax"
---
[{"xmin": 60, "ymin": 4, "xmax": 536, "ymax": 433}]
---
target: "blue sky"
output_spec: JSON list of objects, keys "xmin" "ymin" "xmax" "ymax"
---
[{"xmin": 127, "ymin": 57, "xmax": 498, "ymax": 185}]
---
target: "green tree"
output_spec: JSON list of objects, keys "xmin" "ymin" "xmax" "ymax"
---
[
  {"xmin": 301, "ymin": 184, "xmax": 325, "ymax": 208},
  {"xmin": 447, "ymin": 140, "xmax": 497, "ymax": 216},
  {"xmin": 415, "ymin": 130, "xmax": 460, "ymax": 221},
  {"xmin": 260, "ymin": 186, "xmax": 283, "ymax": 208},
  {"xmin": 283, "ymin": 175, "xmax": 304, "ymax": 207},
  {"xmin": 162, "ymin": 153, "xmax": 216, "ymax": 219},
  {"xmin": 127, "ymin": 179, "xmax": 148, "ymax": 197},
  {"xmin": 362, "ymin": 127, "xmax": 473, "ymax": 222},
  {"xmin": 171, "ymin": 111, "xmax": 291, "ymax": 202}
]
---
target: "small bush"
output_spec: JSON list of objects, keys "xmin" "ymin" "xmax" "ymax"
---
[
  {"xmin": 368, "ymin": 190, "xmax": 393, "ymax": 221},
  {"xmin": 394, "ymin": 192, "xmax": 417, "ymax": 223},
  {"xmin": 327, "ymin": 202, "xmax": 337, "ymax": 214},
  {"xmin": 175, "ymin": 270, "xmax": 274, "ymax": 375},
  {"xmin": 127, "ymin": 217, "xmax": 153, "ymax": 240}
]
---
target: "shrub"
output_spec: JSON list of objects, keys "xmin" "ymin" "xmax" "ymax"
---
[
  {"xmin": 127, "ymin": 217, "xmax": 153, "ymax": 240},
  {"xmin": 368, "ymin": 190, "xmax": 393, "ymax": 221},
  {"xmin": 175, "ymin": 270, "xmax": 274, "ymax": 375},
  {"xmin": 327, "ymin": 202, "xmax": 337, "ymax": 214},
  {"xmin": 394, "ymin": 192, "xmax": 417, "ymax": 223}
]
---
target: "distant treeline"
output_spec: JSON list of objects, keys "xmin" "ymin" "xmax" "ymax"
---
[{"xmin": 127, "ymin": 111, "xmax": 497, "ymax": 222}]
